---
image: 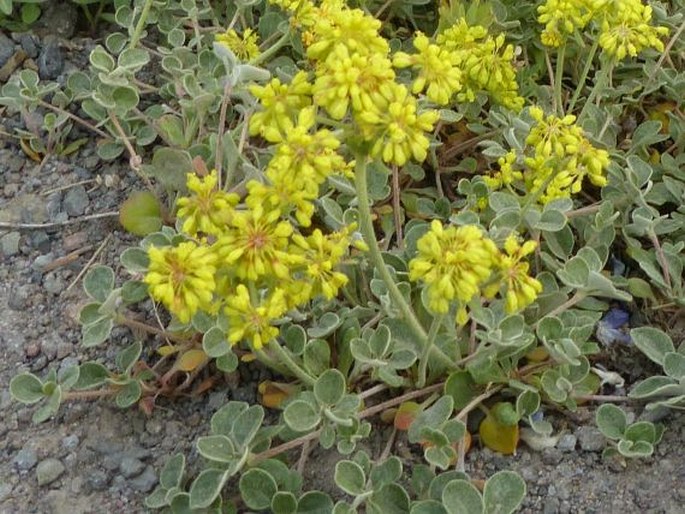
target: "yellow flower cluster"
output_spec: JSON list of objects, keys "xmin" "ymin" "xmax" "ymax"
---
[
  {"xmin": 485, "ymin": 106, "xmax": 610, "ymax": 204},
  {"xmin": 436, "ymin": 19, "xmax": 525, "ymax": 112},
  {"xmin": 537, "ymin": 0, "xmax": 600, "ymax": 47},
  {"xmin": 597, "ymin": 0, "xmax": 669, "ymax": 60},
  {"xmin": 408, "ymin": 221, "xmax": 541, "ymax": 324},
  {"xmin": 215, "ymin": 28, "xmax": 260, "ymax": 61},
  {"xmin": 145, "ymin": 166, "xmax": 364, "ymax": 349},
  {"xmin": 537, "ymin": 0, "xmax": 668, "ymax": 59}
]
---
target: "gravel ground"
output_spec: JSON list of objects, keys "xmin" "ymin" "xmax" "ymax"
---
[{"xmin": 1, "ymin": 8, "xmax": 684, "ymax": 513}]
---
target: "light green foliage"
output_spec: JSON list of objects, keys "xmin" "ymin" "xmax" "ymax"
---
[{"xmin": 5, "ymin": 0, "xmax": 684, "ymax": 512}]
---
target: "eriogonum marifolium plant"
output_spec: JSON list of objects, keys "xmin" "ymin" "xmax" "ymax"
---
[{"xmin": 8, "ymin": 0, "xmax": 682, "ymax": 511}]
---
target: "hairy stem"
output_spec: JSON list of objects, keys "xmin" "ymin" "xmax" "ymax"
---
[
  {"xmin": 554, "ymin": 44, "xmax": 566, "ymax": 115},
  {"xmin": 267, "ymin": 339, "xmax": 316, "ymax": 387},
  {"xmin": 129, "ymin": 0, "xmax": 154, "ymax": 49},
  {"xmin": 568, "ymin": 39, "xmax": 599, "ymax": 113},
  {"xmin": 416, "ymin": 314, "xmax": 444, "ymax": 388}
]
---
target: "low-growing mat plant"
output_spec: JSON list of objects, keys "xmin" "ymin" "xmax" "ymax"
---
[{"xmin": 4, "ymin": 0, "xmax": 685, "ymax": 511}]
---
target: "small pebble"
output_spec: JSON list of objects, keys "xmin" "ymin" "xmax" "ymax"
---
[
  {"xmin": 557, "ymin": 434, "xmax": 577, "ymax": 452},
  {"xmin": 577, "ymin": 427, "xmax": 606, "ymax": 452},
  {"xmin": 63, "ymin": 186, "xmax": 89, "ymax": 217},
  {"xmin": 0, "ymin": 232, "xmax": 21, "ymax": 257},
  {"xmin": 0, "ymin": 32, "xmax": 14, "ymax": 67},
  {"xmin": 13, "ymin": 447, "xmax": 38, "ymax": 471},
  {"xmin": 36, "ymin": 458, "xmax": 65, "ymax": 486},
  {"xmin": 119, "ymin": 456, "xmax": 145, "ymax": 478},
  {"xmin": 129, "ymin": 465, "xmax": 157, "ymax": 493},
  {"xmin": 38, "ymin": 40, "xmax": 65, "ymax": 80},
  {"xmin": 61, "ymin": 435, "xmax": 80, "ymax": 451},
  {"xmin": 87, "ymin": 470, "xmax": 109, "ymax": 491}
]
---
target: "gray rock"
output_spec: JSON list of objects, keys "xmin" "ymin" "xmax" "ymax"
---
[
  {"xmin": 36, "ymin": 458, "xmax": 65, "ymax": 486},
  {"xmin": 577, "ymin": 426, "xmax": 606, "ymax": 452},
  {"xmin": 145, "ymin": 418, "xmax": 163, "ymax": 435},
  {"xmin": 46, "ymin": 193, "xmax": 62, "ymax": 221},
  {"xmin": 43, "ymin": 272, "xmax": 66, "ymax": 295},
  {"xmin": 13, "ymin": 447, "xmax": 38, "ymax": 471},
  {"xmin": 61, "ymin": 435, "xmax": 80, "ymax": 451},
  {"xmin": 38, "ymin": 40, "xmax": 65, "ymax": 80},
  {"xmin": 7, "ymin": 284, "xmax": 31, "ymax": 310},
  {"xmin": 0, "ymin": 481, "xmax": 13, "ymax": 501},
  {"xmin": 0, "ymin": 32, "xmax": 13, "ymax": 68},
  {"xmin": 544, "ymin": 498, "xmax": 560, "ymax": 514},
  {"xmin": 119, "ymin": 456, "xmax": 145, "ymax": 478},
  {"xmin": 556, "ymin": 434, "xmax": 577, "ymax": 452},
  {"xmin": 63, "ymin": 186, "xmax": 89, "ymax": 217},
  {"xmin": 40, "ymin": 337, "xmax": 58, "ymax": 360},
  {"xmin": 17, "ymin": 33, "xmax": 39, "ymax": 59},
  {"xmin": 1, "ymin": 232, "xmax": 21, "ymax": 257},
  {"xmin": 29, "ymin": 231, "xmax": 51, "ymax": 253},
  {"xmin": 32, "ymin": 253, "xmax": 54, "ymax": 272},
  {"xmin": 129, "ymin": 465, "xmax": 157, "ymax": 492},
  {"xmin": 47, "ymin": 3, "xmax": 78, "ymax": 38},
  {"xmin": 87, "ymin": 470, "xmax": 109, "ymax": 491}
]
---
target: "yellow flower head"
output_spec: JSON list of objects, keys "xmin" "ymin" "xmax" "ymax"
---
[
  {"xmin": 246, "ymin": 178, "xmax": 317, "ymax": 228},
  {"xmin": 483, "ymin": 150, "xmax": 524, "ymax": 190},
  {"xmin": 357, "ymin": 82, "xmax": 439, "ymax": 165},
  {"xmin": 144, "ymin": 242, "xmax": 217, "ymax": 324},
  {"xmin": 176, "ymin": 170, "xmax": 240, "ymax": 236},
  {"xmin": 306, "ymin": 7, "xmax": 388, "ymax": 61},
  {"xmin": 313, "ymin": 44, "xmax": 395, "ymax": 119},
  {"xmin": 291, "ymin": 227, "xmax": 352, "ymax": 300},
  {"xmin": 393, "ymin": 32, "xmax": 463, "ymax": 106},
  {"xmin": 215, "ymin": 28, "xmax": 260, "ymax": 61},
  {"xmin": 249, "ymin": 71, "xmax": 313, "ymax": 142},
  {"xmin": 537, "ymin": 0, "xmax": 599, "ymax": 47},
  {"xmin": 409, "ymin": 220, "xmax": 498, "ymax": 322},
  {"xmin": 217, "ymin": 205, "xmax": 302, "ymax": 280},
  {"xmin": 494, "ymin": 235, "xmax": 543, "ymax": 313},
  {"xmin": 598, "ymin": 2, "xmax": 668, "ymax": 60},
  {"xmin": 225, "ymin": 285, "xmax": 288, "ymax": 350}
]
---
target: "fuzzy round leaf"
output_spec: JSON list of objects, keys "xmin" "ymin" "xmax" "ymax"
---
[
  {"xmin": 118, "ymin": 47, "xmax": 150, "ymax": 71},
  {"xmin": 303, "ymin": 339, "xmax": 331, "ymax": 377},
  {"xmin": 623, "ymin": 421, "xmax": 657, "ymax": 444},
  {"xmin": 73, "ymin": 362, "xmax": 109, "ymax": 390},
  {"xmin": 82, "ymin": 317, "xmax": 114, "ymax": 347},
  {"xmin": 663, "ymin": 352, "xmax": 685, "ymax": 380},
  {"xmin": 32, "ymin": 386, "xmax": 62, "ymax": 424},
  {"xmin": 595, "ymin": 404, "xmax": 627, "ymax": 439},
  {"xmin": 119, "ymin": 191, "xmax": 163, "ymax": 236},
  {"xmin": 617, "ymin": 439, "xmax": 653, "ymax": 458},
  {"xmin": 442, "ymin": 480, "xmax": 483, "ymax": 514},
  {"xmin": 115, "ymin": 380, "xmax": 141, "ymax": 408},
  {"xmin": 297, "ymin": 491, "xmax": 335, "ymax": 514},
  {"xmin": 314, "ymin": 369, "xmax": 346, "ymax": 406},
  {"xmin": 97, "ymin": 141, "xmax": 124, "ymax": 160},
  {"xmin": 10, "ymin": 373, "xmax": 44, "ymax": 404},
  {"xmin": 427, "ymin": 471, "xmax": 469, "ymax": 502},
  {"xmin": 334, "ymin": 460, "xmax": 366, "ymax": 496},
  {"xmin": 410, "ymin": 500, "xmax": 448, "ymax": 514},
  {"xmin": 482, "ymin": 471, "xmax": 526, "ymax": 514},
  {"xmin": 105, "ymin": 32, "xmax": 128, "ymax": 55},
  {"xmin": 283, "ymin": 324, "xmax": 307, "ymax": 355},
  {"xmin": 408, "ymin": 396, "xmax": 454, "ymax": 444},
  {"xmin": 240, "ymin": 468, "xmax": 278, "ymax": 510},
  {"xmin": 116, "ymin": 341, "xmax": 142, "ymax": 374},
  {"xmin": 231, "ymin": 405, "xmax": 264, "ymax": 449},
  {"xmin": 190, "ymin": 469, "xmax": 229, "ymax": 509},
  {"xmin": 368, "ymin": 483, "xmax": 410, "ymax": 513},
  {"xmin": 160, "ymin": 453, "xmax": 186, "ymax": 489},
  {"xmin": 203, "ymin": 327, "xmax": 230, "ymax": 358},
  {"xmin": 196, "ymin": 435, "xmax": 236, "ymax": 463},
  {"xmin": 370, "ymin": 456, "xmax": 402, "ymax": 487},
  {"xmin": 284, "ymin": 400, "xmax": 321, "ymax": 432},
  {"xmin": 120, "ymin": 247, "xmax": 150, "ymax": 273},
  {"xmin": 272, "ymin": 491, "xmax": 298, "ymax": 514},
  {"xmin": 216, "ymin": 352, "xmax": 239, "ymax": 373},
  {"xmin": 121, "ymin": 280, "xmax": 148, "ymax": 305},
  {"xmin": 444, "ymin": 371, "xmax": 477, "ymax": 410},
  {"xmin": 83, "ymin": 265, "xmax": 115, "ymax": 303}
]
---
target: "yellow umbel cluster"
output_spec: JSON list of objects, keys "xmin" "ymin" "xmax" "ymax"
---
[
  {"xmin": 537, "ymin": 0, "xmax": 668, "ymax": 59},
  {"xmin": 484, "ymin": 106, "xmax": 610, "ymax": 204},
  {"xmin": 215, "ymin": 28, "xmax": 260, "ymax": 61},
  {"xmin": 409, "ymin": 221, "xmax": 542, "ymax": 324}
]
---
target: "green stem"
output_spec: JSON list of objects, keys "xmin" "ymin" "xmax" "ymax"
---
[
  {"xmin": 250, "ymin": 31, "xmax": 290, "ymax": 66},
  {"xmin": 554, "ymin": 44, "xmax": 566, "ymax": 115},
  {"xmin": 267, "ymin": 339, "xmax": 316, "ymax": 387},
  {"xmin": 354, "ymin": 157, "xmax": 458, "ymax": 370},
  {"xmin": 354, "ymin": 157, "xmax": 428, "ymax": 344},
  {"xmin": 128, "ymin": 0, "xmax": 154, "ymax": 50},
  {"xmin": 567, "ymin": 39, "xmax": 599, "ymax": 114},
  {"xmin": 417, "ymin": 315, "xmax": 444, "ymax": 388},
  {"xmin": 578, "ymin": 60, "xmax": 614, "ymax": 123}
]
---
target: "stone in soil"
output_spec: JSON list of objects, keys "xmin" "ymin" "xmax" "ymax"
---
[
  {"xmin": 15, "ymin": 33, "xmax": 39, "ymax": 59},
  {"xmin": 0, "ymin": 32, "xmax": 14, "ymax": 67},
  {"xmin": 13, "ymin": 447, "xmax": 38, "ymax": 471},
  {"xmin": 36, "ymin": 458, "xmax": 65, "ymax": 486},
  {"xmin": 37, "ymin": 39, "xmax": 65, "ymax": 80},
  {"xmin": 119, "ymin": 456, "xmax": 146, "ymax": 478},
  {"xmin": 63, "ymin": 185, "xmax": 89, "ymax": 217},
  {"xmin": 556, "ymin": 433, "xmax": 577, "ymax": 452},
  {"xmin": 0, "ymin": 232, "xmax": 21, "ymax": 257},
  {"xmin": 576, "ymin": 426, "xmax": 605, "ymax": 452},
  {"xmin": 129, "ymin": 465, "xmax": 157, "ymax": 492}
]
